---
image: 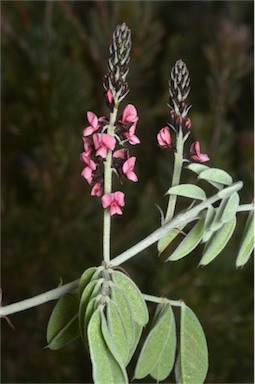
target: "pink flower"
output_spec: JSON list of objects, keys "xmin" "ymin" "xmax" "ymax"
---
[
  {"xmin": 83, "ymin": 112, "xmax": 101, "ymax": 137},
  {"xmin": 93, "ymin": 133, "xmax": 116, "ymax": 158},
  {"xmin": 91, "ymin": 182, "xmax": 103, "ymax": 197},
  {"xmin": 113, "ymin": 148, "xmax": 129, "ymax": 159},
  {"xmin": 157, "ymin": 127, "xmax": 172, "ymax": 148},
  {"xmin": 122, "ymin": 157, "xmax": 138, "ymax": 182},
  {"xmin": 121, "ymin": 104, "xmax": 138, "ymax": 124},
  {"xmin": 190, "ymin": 141, "xmax": 210, "ymax": 163},
  {"xmin": 80, "ymin": 154, "xmax": 97, "ymax": 184},
  {"xmin": 101, "ymin": 191, "xmax": 125, "ymax": 216},
  {"xmin": 124, "ymin": 130, "xmax": 140, "ymax": 145},
  {"xmin": 82, "ymin": 137, "xmax": 94, "ymax": 157}
]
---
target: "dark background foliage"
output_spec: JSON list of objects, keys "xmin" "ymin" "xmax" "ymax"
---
[{"xmin": 1, "ymin": 1, "xmax": 253, "ymax": 383}]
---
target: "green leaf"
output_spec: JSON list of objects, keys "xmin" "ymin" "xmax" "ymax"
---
[
  {"xmin": 186, "ymin": 164, "xmax": 223, "ymax": 189},
  {"xmin": 79, "ymin": 266, "xmax": 103, "ymax": 297},
  {"xmin": 186, "ymin": 163, "xmax": 209, "ymax": 175},
  {"xmin": 167, "ymin": 219, "xmax": 205, "ymax": 261},
  {"xmin": 200, "ymin": 216, "xmax": 237, "ymax": 266},
  {"xmin": 79, "ymin": 278, "xmax": 104, "ymax": 341},
  {"xmin": 150, "ymin": 304, "xmax": 176, "ymax": 381},
  {"xmin": 46, "ymin": 293, "xmax": 80, "ymax": 350},
  {"xmin": 157, "ymin": 224, "xmax": 186, "ymax": 255},
  {"xmin": 88, "ymin": 308, "xmax": 128, "ymax": 384},
  {"xmin": 111, "ymin": 270, "xmax": 149, "ymax": 327},
  {"xmin": 236, "ymin": 209, "xmax": 254, "ymax": 268},
  {"xmin": 198, "ymin": 168, "xmax": 233, "ymax": 186},
  {"xmin": 82, "ymin": 296, "xmax": 97, "ymax": 343},
  {"xmin": 134, "ymin": 303, "xmax": 174, "ymax": 379},
  {"xmin": 166, "ymin": 184, "xmax": 206, "ymax": 201},
  {"xmin": 178, "ymin": 303, "xmax": 208, "ymax": 384},
  {"xmin": 106, "ymin": 299, "xmax": 129, "ymax": 365},
  {"xmin": 220, "ymin": 192, "xmax": 240, "ymax": 224},
  {"xmin": 110, "ymin": 284, "xmax": 135, "ymax": 362}
]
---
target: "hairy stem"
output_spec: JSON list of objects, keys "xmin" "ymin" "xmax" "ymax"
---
[
  {"xmin": 103, "ymin": 107, "xmax": 118, "ymax": 264},
  {"xmin": 0, "ymin": 279, "xmax": 80, "ymax": 317},
  {"xmin": 164, "ymin": 131, "xmax": 184, "ymax": 223}
]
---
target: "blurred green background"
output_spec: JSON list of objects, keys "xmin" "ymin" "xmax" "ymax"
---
[{"xmin": 1, "ymin": 1, "xmax": 254, "ymax": 383}]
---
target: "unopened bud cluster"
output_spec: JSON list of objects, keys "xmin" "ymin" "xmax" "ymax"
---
[
  {"xmin": 157, "ymin": 59, "xmax": 209, "ymax": 163},
  {"xmin": 103, "ymin": 23, "xmax": 131, "ymax": 109}
]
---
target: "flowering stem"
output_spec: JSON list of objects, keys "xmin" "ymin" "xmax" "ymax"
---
[
  {"xmin": 164, "ymin": 130, "xmax": 184, "ymax": 223},
  {"xmin": 103, "ymin": 107, "xmax": 118, "ymax": 264}
]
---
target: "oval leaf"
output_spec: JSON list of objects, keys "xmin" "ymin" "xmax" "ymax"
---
[
  {"xmin": 46, "ymin": 293, "xmax": 80, "ymax": 350},
  {"xmin": 198, "ymin": 168, "xmax": 233, "ymax": 186},
  {"xmin": 150, "ymin": 304, "xmax": 176, "ymax": 381},
  {"xmin": 186, "ymin": 164, "xmax": 223, "ymax": 189},
  {"xmin": 79, "ymin": 266, "xmax": 103, "ymax": 297},
  {"xmin": 167, "ymin": 219, "xmax": 205, "ymax": 261},
  {"xmin": 111, "ymin": 270, "xmax": 149, "ymax": 326},
  {"xmin": 236, "ymin": 210, "xmax": 254, "ymax": 268},
  {"xmin": 106, "ymin": 299, "xmax": 129, "ymax": 365},
  {"xmin": 111, "ymin": 284, "xmax": 135, "ymax": 361},
  {"xmin": 179, "ymin": 303, "xmax": 208, "ymax": 384},
  {"xmin": 134, "ymin": 303, "xmax": 173, "ymax": 379},
  {"xmin": 200, "ymin": 216, "xmax": 237, "ymax": 266},
  {"xmin": 88, "ymin": 309, "xmax": 128, "ymax": 384},
  {"xmin": 166, "ymin": 184, "xmax": 206, "ymax": 201}
]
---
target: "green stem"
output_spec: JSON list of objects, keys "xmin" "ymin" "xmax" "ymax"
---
[
  {"xmin": 164, "ymin": 130, "xmax": 185, "ymax": 223},
  {"xmin": 1, "ymin": 181, "xmax": 243, "ymax": 317},
  {"xmin": 0, "ymin": 279, "xmax": 80, "ymax": 317},
  {"xmin": 103, "ymin": 107, "xmax": 118, "ymax": 264},
  {"xmin": 142, "ymin": 293, "xmax": 183, "ymax": 307}
]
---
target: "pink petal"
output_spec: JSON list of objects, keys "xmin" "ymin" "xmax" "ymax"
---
[
  {"xmin": 123, "ymin": 157, "xmax": 135, "ymax": 173},
  {"xmin": 114, "ymin": 191, "xmax": 125, "ymax": 207},
  {"xmin": 113, "ymin": 148, "xmax": 129, "ymax": 159},
  {"xmin": 81, "ymin": 167, "xmax": 93, "ymax": 184},
  {"xmin": 110, "ymin": 204, "xmax": 123, "ymax": 216},
  {"xmin": 91, "ymin": 182, "xmax": 102, "ymax": 197},
  {"xmin": 87, "ymin": 111, "xmax": 98, "ymax": 129},
  {"xmin": 157, "ymin": 127, "xmax": 171, "ymax": 147},
  {"xmin": 122, "ymin": 104, "xmax": 138, "ymax": 123},
  {"xmin": 124, "ymin": 133, "xmax": 140, "ymax": 145},
  {"xmin": 101, "ymin": 194, "xmax": 113, "ymax": 208},
  {"xmin": 102, "ymin": 134, "xmax": 116, "ymax": 151}
]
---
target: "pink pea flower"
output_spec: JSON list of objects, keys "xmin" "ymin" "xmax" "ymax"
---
[
  {"xmin": 101, "ymin": 191, "xmax": 125, "ymax": 216},
  {"xmin": 91, "ymin": 182, "xmax": 103, "ymax": 197},
  {"xmin": 122, "ymin": 157, "xmax": 138, "ymax": 182},
  {"xmin": 82, "ymin": 137, "xmax": 94, "ymax": 157},
  {"xmin": 80, "ymin": 154, "xmax": 97, "ymax": 184},
  {"xmin": 190, "ymin": 141, "xmax": 210, "ymax": 163},
  {"xmin": 93, "ymin": 133, "xmax": 116, "ymax": 159},
  {"xmin": 83, "ymin": 112, "xmax": 102, "ymax": 137},
  {"xmin": 157, "ymin": 127, "xmax": 172, "ymax": 148},
  {"xmin": 124, "ymin": 130, "xmax": 140, "ymax": 145},
  {"xmin": 113, "ymin": 148, "xmax": 129, "ymax": 159},
  {"xmin": 121, "ymin": 104, "xmax": 139, "ymax": 124}
]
